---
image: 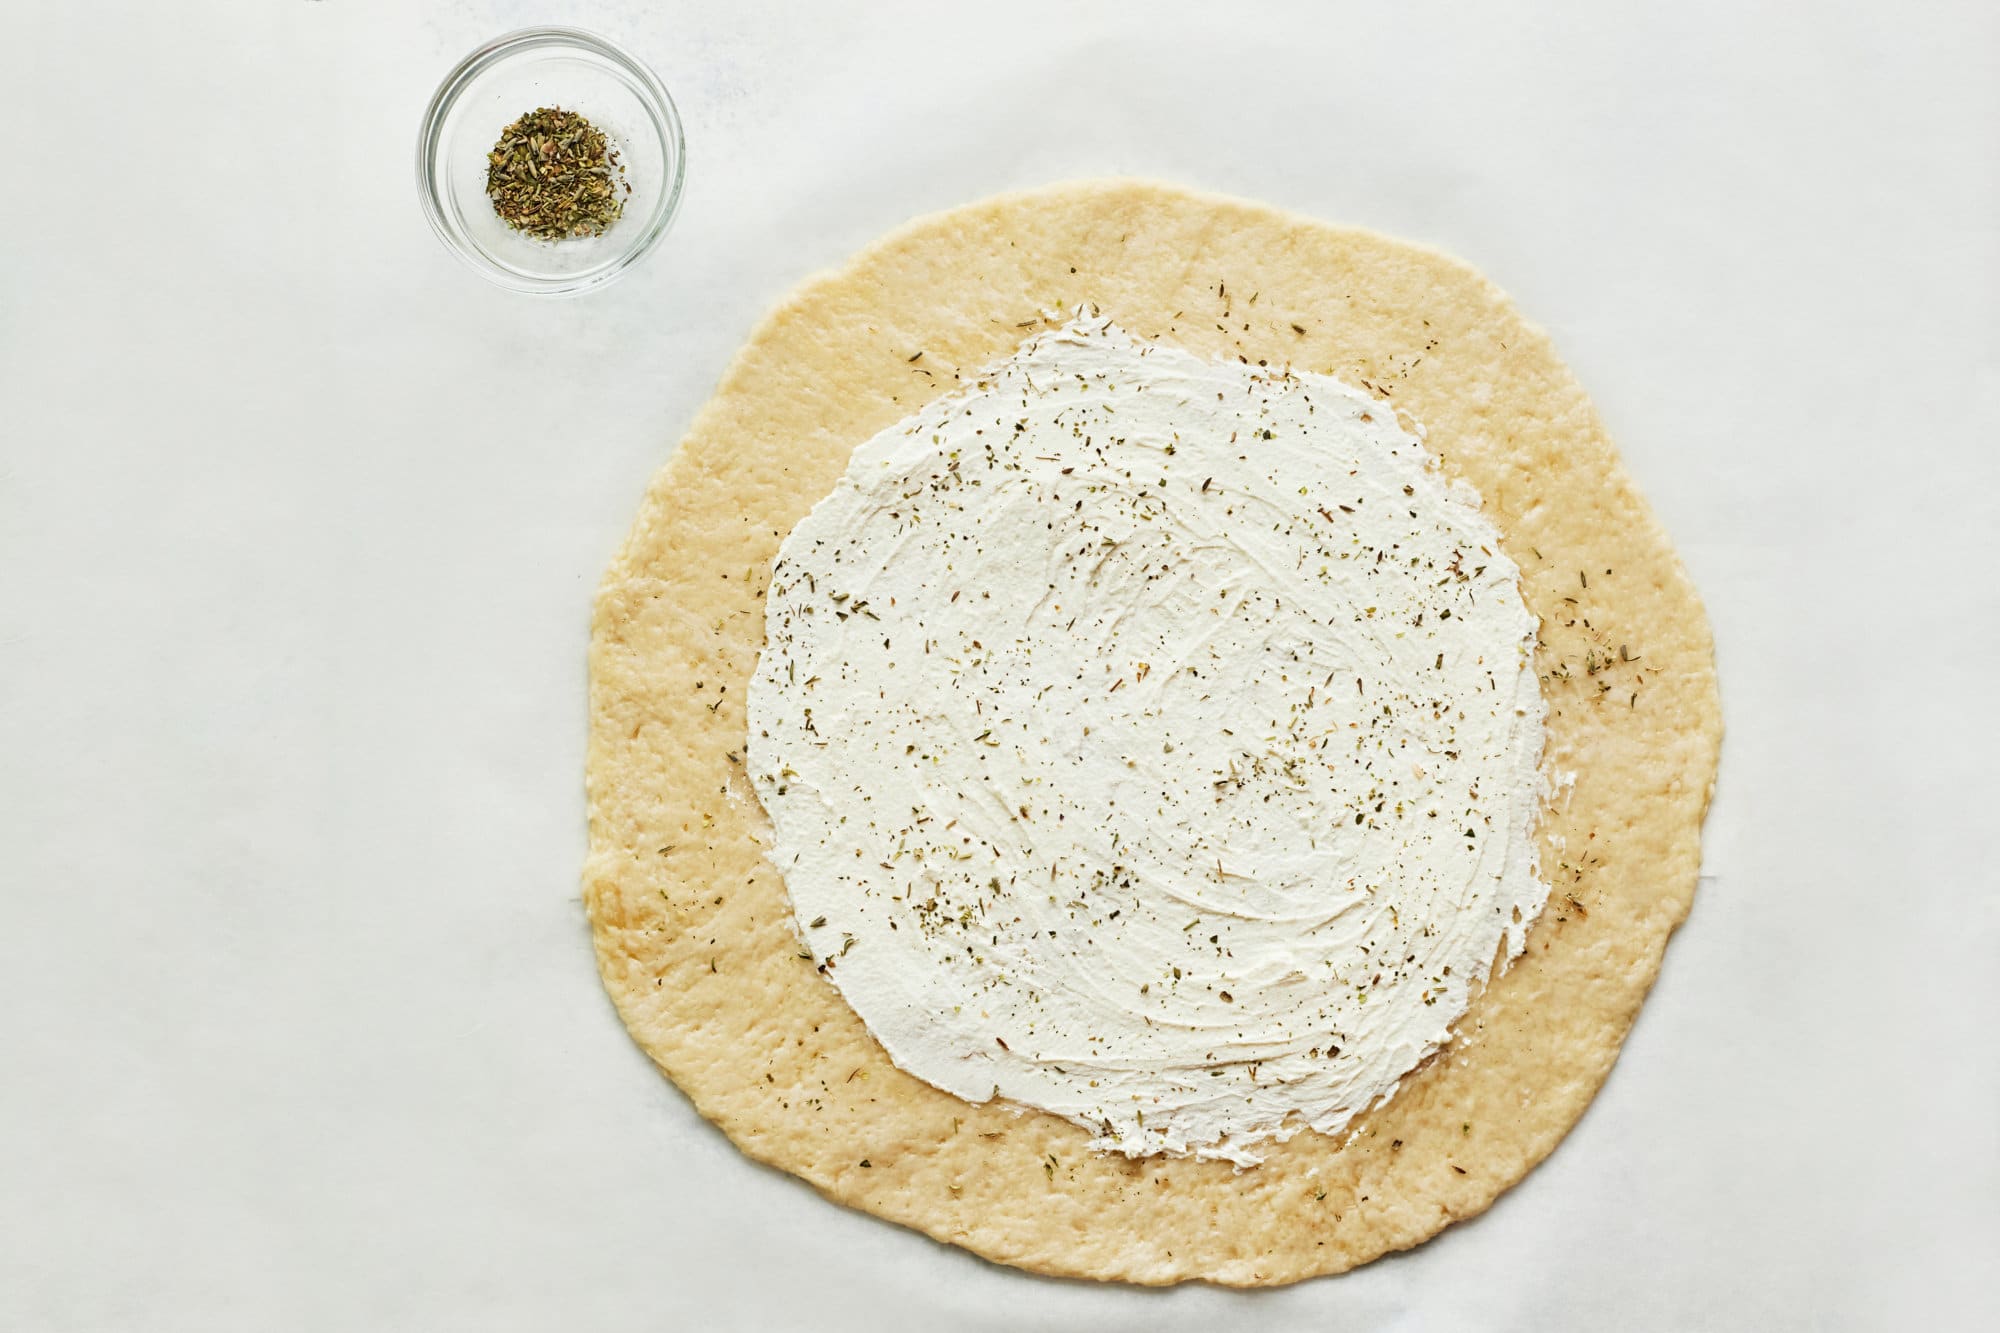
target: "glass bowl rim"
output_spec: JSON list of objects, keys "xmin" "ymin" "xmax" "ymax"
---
[{"xmin": 415, "ymin": 26, "xmax": 687, "ymax": 296}]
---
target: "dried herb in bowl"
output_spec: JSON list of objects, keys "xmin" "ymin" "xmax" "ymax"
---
[{"xmin": 485, "ymin": 107, "xmax": 628, "ymax": 240}]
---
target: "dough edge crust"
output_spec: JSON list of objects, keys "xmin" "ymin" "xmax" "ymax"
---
[{"xmin": 584, "ymin": 179, "xmax": 1721, "ymax": 1286}]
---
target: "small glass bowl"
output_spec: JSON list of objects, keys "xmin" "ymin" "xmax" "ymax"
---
[{"xmin": 417, "ymin": 28, "xmax": 685, "ymax": 296}]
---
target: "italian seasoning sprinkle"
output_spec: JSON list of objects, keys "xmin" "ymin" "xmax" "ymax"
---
[{"xmin": 484, "ymin": 106, "xmax": 627, "ymax": 240}]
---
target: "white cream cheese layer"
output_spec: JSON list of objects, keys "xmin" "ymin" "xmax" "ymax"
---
[{"xmin": 747, "ymin": 318, "xmax": 1549, "ymax": 1165}]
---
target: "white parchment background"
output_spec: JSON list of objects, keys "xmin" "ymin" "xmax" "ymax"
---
[{"xmin": 2, "ymin": 2, "xmax": 1995, "ymax": 1329}]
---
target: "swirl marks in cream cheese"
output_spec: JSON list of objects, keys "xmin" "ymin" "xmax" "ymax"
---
[{"xmin": 747, "ymin": 318, "xmax": 1549, "ymax": 1165}]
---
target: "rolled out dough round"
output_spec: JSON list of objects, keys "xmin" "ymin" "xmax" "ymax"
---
[{"xmin": 584, "ymin": 180, "xmax": 1720, "ymax": 1285}]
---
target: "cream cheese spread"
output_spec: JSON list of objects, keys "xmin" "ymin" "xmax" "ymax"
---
[{"xmin": 747, "ymin": 317, "xmax": 1549, "ymax": 1165}]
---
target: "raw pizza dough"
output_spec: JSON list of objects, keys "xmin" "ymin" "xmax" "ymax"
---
[{"xmin": 584, "ymin": 180, "xmax": 1720, "ymax": 1285}]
